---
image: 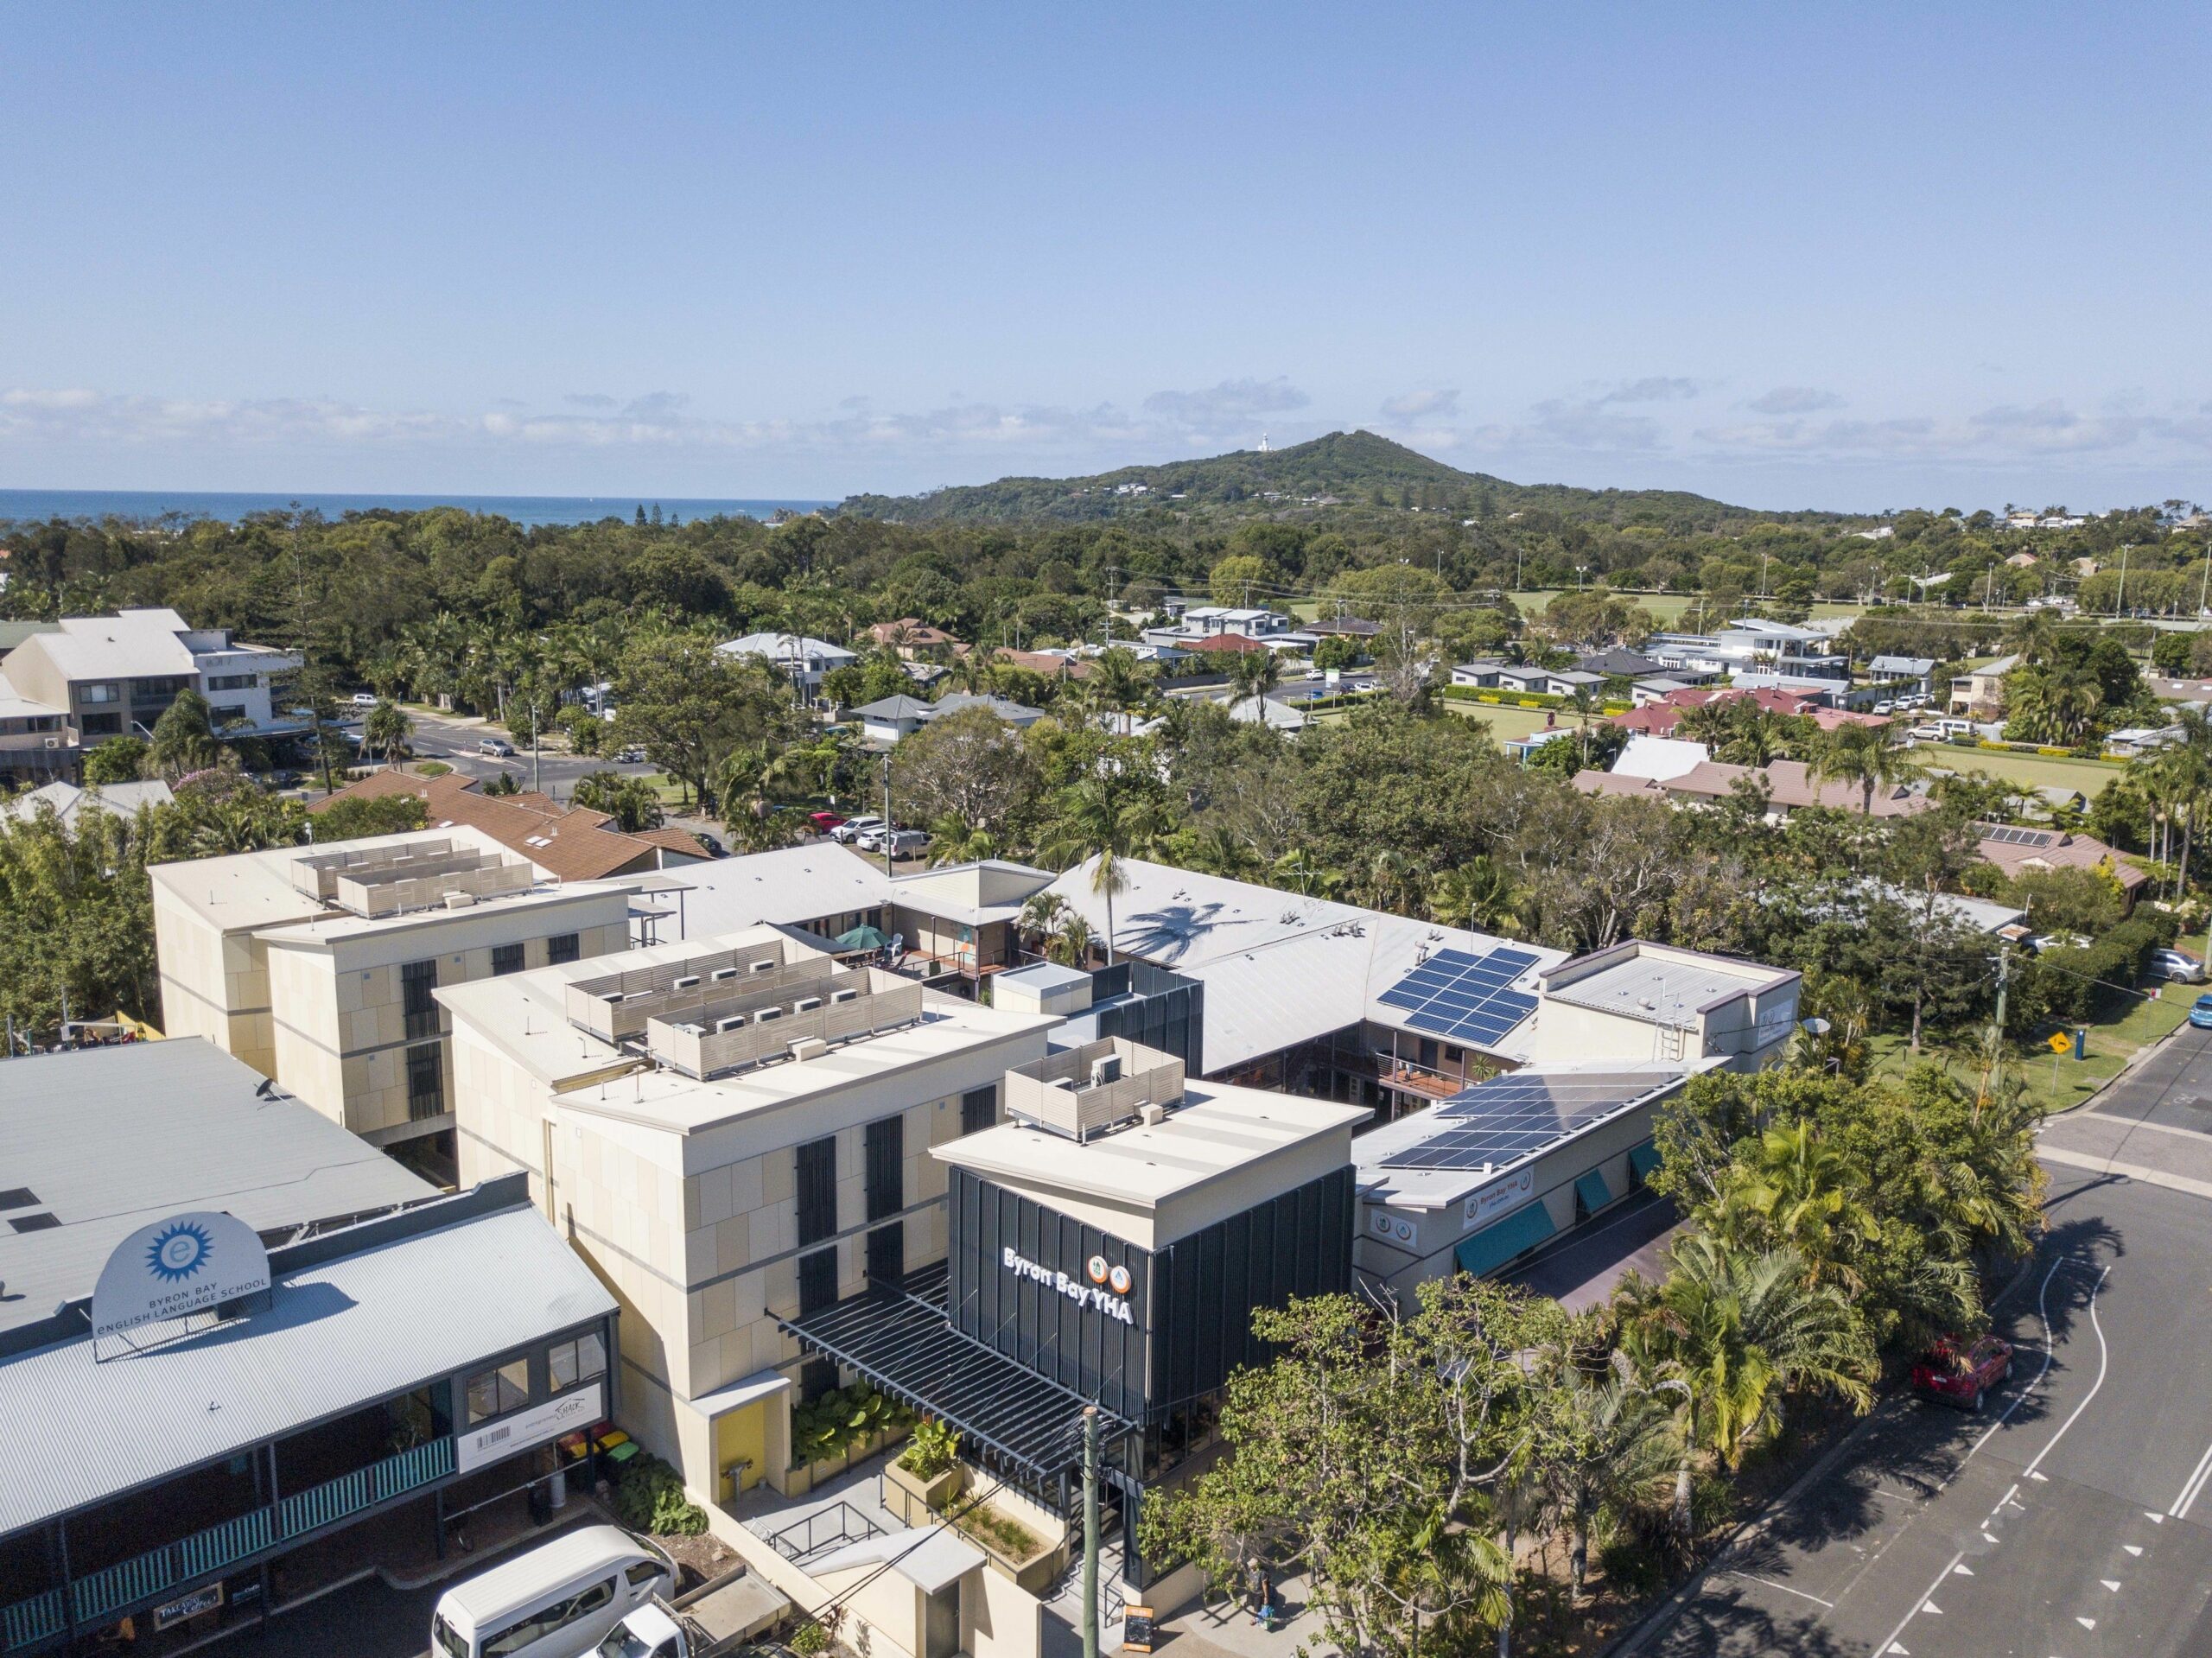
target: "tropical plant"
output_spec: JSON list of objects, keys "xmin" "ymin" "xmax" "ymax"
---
[
  {"xmin": 1807, "ymin": 720, "xmax": 1922, "ymax": 815},
  {"xmin": 1038, "ymin": 768, "xmax": 1171, "ymax": 964},
  {"xmin": 362, "ymin": 698, "xmax": 412, "ymax": 765},
  {"xmin": 1226, "ymin": 647, "xmax": 1281, "ymax": 716},
  {"xmin": 897, "ymin": 1417, "xmax": 963, "ymax": 1480},
  {"xmin": 572, "ymin": 770, "xmax": 665, "ymax": 832},
  {"xmin": 143, "ymin": 690, "xmax": 225, "ymax": 782},
  {"xmin": 1427, "ymin": 857, "xmax": 1525, "ymax": 938}
]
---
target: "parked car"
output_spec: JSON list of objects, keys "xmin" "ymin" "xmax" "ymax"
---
[
  {"xmin": 831, "ymin": 815, "xmax": 885, "ymax": 845},
  {"xmin": 2190, "ymin": 993, "xmax": 2212, "ymax": 1030},
  {"xmin": 691, "ymin": 831, "xmax": 728, "ymax": 859},
  {"xmin": 880, "ymin": 828, "xmax": 930, "ymax": 859},
  {"xmin": 808, "ymin": 810, "xmax": 847, "ymax": 833},
  {"xmin": 614, "ymin": 746, "xmax": 646, "ymax": 764},
  {"xmin": 1872, "ymin": 699, "xmax": 1895, "ymax": 715},
  {"xmin": 1907, "ymin": 723, "xmax": 1945, "ymax": 741},
  {"xmin": 260, "ymin": 768, "xmax": 305, "ymax": 790},
  {"xmin": 2030, "ymin": 931, "xmax": 2093, "ymax": 953},
  {"xmin": 350, "ymin": 690, "xmax": 379, "ymax": 707},
  {"xmin": 2152, "ymin": 948, "xmax": 2207, "ymax": 984},
  {"xmin": 478, "ymin": 737, "xmax": 516, "ymax": 758},
  {"xmin": 1910, "ymin": 1334, "xmax": 2012, "ymax": 1411}
]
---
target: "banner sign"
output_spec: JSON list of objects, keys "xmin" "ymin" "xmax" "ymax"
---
[
  {"xmin": 1003, "ymin": 1245, "xmax": 1136, "ymax": 1324},
  {"xmin": 456, "ymin": 1382, "xmax": 604, "ymax": 1474},
  {"xmin": 1462, "ymin": 1168, "xmax": 1536, "ymax": 1232},
  {"xmin": 92, "ymin": 1210, "xmax": 271, "ymax": 1339}
]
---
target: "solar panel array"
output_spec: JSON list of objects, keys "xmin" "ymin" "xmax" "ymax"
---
[
  {"xmin": 1977, "ymin": 823, "xmax": 2055, "ymax": 848},
  {"xmin": 1382, "ymin": 1070, "xmax": 1680, "ymax": 1172},
  {"xmin": 1376, "ymin": 946, "xmax": 1542, "ymax": 1048}
]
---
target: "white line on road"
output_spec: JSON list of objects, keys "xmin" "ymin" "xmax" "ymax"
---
[
  {"xmin": 1958, "ymin": 1255, "xmax": 2072, "ymax": 1473},
  {"xmin": 1723, "ymin": 1571, "xmax": 1834, "ymax": 1609},
  {"xmin": 2021, "ymin": 1262, "xmax": 2113, "ymax": 1482},
  {"xmin": 2171, "ymin": 1433, "xmax": 2212, "ymax": 1518},
  {"xmin": 1872, "ymin": 1548, "xmax": 1965, "ymax": 1658}
]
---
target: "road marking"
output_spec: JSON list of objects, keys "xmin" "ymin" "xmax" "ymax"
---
[
  {"xmin": 2089, "ymin": 1114, "xmax": 2212, "ymax": 1147},
  {"xmin": 2147, "ymin": 1512, "xmax": 2165, "ymax": 1523},
  {"xmin": 1960, "ymin": 1257, "xmax": 2072, "ymax": 1475},
  {"xmin": 1873, "ymin": 1549, "xmax": 1965, "ymax": 1658},
  {"xmin": 2102, "ymin": 1579, "xmax": 2121, "ymax": 1591},
  {"xmin": 2038, "ymin": 1143, "xmax": 2212, "ymax": 1201},
  {"xmin": 2021, "ymin": 1263, "xmax": 2113, "ymax": 1483},
  {"xmin": 1724, "ymin": 1571, "xmax": 1834, "ymax": 1609},
  {"xmin": 2079, "ymin": 1615, "xmax": 2097, "ymax": 1629},
  {"xmin": 2126, "ymin": 1544, "xmax": 2144, "ymax": 1555},
  {"xmin": 1953, "ymin": 1563, "xmax": 1974, "ymax": 1576},
  {"xmin": 1989, "ymin": 1483, "xmax": 2019, "ymax": 1518},
  {"xmin": 2170, "ymin": 1433, "xmax": 2212, "ymax": 1517},
  {"xmin": 1922, "ymin": 1601, "xmax": 1942, "ymax": 1614}
]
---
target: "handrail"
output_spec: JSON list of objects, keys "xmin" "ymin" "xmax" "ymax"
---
[{"xmin": 764, "ymin": 1499, "xmax": 883, "ymax": 1566}]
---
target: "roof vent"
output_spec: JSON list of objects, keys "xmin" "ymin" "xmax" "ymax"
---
[
  {"xmin": 1138, "ymin": 1102, "xmax": 1167, "ymax": 1127},
  {"xmin": 444, "ymin": 892, "xmax": 477, "ymax": 909}
]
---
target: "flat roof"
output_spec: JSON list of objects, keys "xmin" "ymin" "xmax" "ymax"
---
[
  {"xmin": 1043, "ymin": 858, "xmax": 1563, "ymax": 1074},
  {"xmin": 435, "ymin": 928, "xmax": 1055, "ymax": 1136},
  {"xmin": 1356, "ymin": 1062, "xmax": 1701, "ymax": 1210},
  {"xmin": 0, "ymin": 1191, "xmax": 614, "ymax": 1535},
  {"xmin": 936, "ymin": 1080, "xmax": 1365, "ymax": 1210},
  {"xmin": 1541, "ymin": 943, "xmax": 1796, "ymax": 1029},
  {"xmin": 0, "ymin": 1039, "xmax": 433, "ymax": 1334}
]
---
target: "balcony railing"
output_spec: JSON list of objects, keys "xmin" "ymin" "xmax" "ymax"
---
[{"xmin": 2, "ymin": 1438, "xmax": 456, "ymax": 1648}]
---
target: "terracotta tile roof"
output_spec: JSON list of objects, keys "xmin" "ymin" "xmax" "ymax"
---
[
  {"xmin": 1183, "ymin": 632, "xmax": 1270, "ymax": 655},
  {"xmin": 309, "ymin": 769, "xmax": 698, "ymax": 880},
  {"xmin": 1974, "ymin": 824, "xmax": 2148, "ymax": 893},
  {"xmin": 1662, "ymin": 759, "xmax": 1930, "ymax": 817},
  {"xmin": 1609, "ymin": 685, "xmax": 1890, "ymax": 736},
  {"xmin": 991, "ymin": 648, "xmax": 1092, "ymax": 678},
  {"xmin": 1572, "ymin": 770, "xmax": 1665, "ymax": 797}
]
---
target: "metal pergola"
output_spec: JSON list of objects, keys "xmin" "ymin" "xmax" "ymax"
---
[{"xmin": 779, "ymin": 1263, "xmax": 1137, "ymax": 1509}]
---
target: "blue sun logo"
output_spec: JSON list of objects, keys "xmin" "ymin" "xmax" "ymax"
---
[{"xmin": 147, "ymin": 1222, "xmax": 214, "ymax": 1283}]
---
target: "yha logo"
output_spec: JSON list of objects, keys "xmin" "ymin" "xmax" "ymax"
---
[{"xmin": 1003, "ymin": 1246, "xmax": 1135, "ymax": 1324}]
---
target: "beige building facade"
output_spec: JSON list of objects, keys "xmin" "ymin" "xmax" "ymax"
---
[{"xmin": 150, "ymin": 829, "xmax": 630, "ymax": 1172}]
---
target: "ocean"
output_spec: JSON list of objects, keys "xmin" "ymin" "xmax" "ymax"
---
[{"xmin": 0, "ymin": 489, "xmax": 835, "ymax": 529}]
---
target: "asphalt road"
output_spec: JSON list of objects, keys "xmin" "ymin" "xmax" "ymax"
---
[
  {"xmin": 1630, "ymin": 1039, "xmax": 2212, "ymax": 1656},
  {"xmin": 387, "ymin": 707, "xmax": 659, "ymax": 801}
]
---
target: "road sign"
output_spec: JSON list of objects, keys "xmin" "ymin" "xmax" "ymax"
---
[{"xmin": 2048, "ymin": 1032, "xmax": 2073, "ymax": 1053}]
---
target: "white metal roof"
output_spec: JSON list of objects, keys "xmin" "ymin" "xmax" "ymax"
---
[
  {"xmin": 717, "ymin": 632, "xmax": 857, "ymax": 665},
  {"xmin": 1542, "ymin": 945, "xmax": 1793, "ymax": 1029},
  {"xmin": 0, "ymin": 1039, "xmax": 432, "ymax": 1333},
  {"xmin": 1044, "ymin": 859, "xmax": 1563, "ymax": 1074},
  {"xmin": 0, "ymin": 1198, "xmax": 615, "ymax": 1534},
  {"xmin": 10, "ymin": 608, "xmax": 199, "ymax": 681},
  {"xmin": 810, "ymin": 1527, "xmax": 983, "ymax": 1595},
  {"xmin": 0, "ymin": 778, "xmax": 174, "ymax": 828}
]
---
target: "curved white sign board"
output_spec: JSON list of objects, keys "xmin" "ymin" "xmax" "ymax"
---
[{"xmin": 92, "ymin": 1210, "xmax": 272, "ymax": 1339}]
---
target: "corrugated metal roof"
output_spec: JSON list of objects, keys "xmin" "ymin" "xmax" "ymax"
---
[
  {"xmin": 0, "ymin": 1040, "xmax": 433, "ymax": 1334},
  {"xmin": 0, "ymin": 1200, "xmax": 614, "ymax": 1535}
]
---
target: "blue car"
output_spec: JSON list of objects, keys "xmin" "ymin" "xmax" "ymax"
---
[{"xmin": 2191, "ymin": 994, "xmax": 2212, "ymax": 1030}]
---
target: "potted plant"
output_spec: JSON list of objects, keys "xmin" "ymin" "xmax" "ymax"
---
[{"xmin": 886, "ymin": 1418, "xmax": 966, "ymax": 1521}]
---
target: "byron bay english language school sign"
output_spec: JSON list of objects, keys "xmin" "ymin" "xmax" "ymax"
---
[
  {"xmin": 92, "ymin": 1210, "xmax": 271, "ymax": 1340},
  {"xmin": 1003, "ymin": 1245, "xmax": 1136, "ymax": 1324}
]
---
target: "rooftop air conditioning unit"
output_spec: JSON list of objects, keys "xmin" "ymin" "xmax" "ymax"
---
[
  {"xmin": 675, "ymin": 1022, "xmax": 704, "ymax": 1036},
  {"xmin": 443, "ymin": 892, "xmax": 477, "ymax": 909},
  {"xmin": 790, "ymin": 1038, "xmax": 830, "ymax": 1064},
  {"xmin": 753, "ymin": 1005, "xmax": 783, "ymax": 1023},
  {"xmin": 1090, "ymin": 1053, "xmax": 1122, "ymax": 1087},
  {"xmin": 749, "ymin": 958, "xmax": 776, "ymax": 975},
  {"xmin": 672, "ymin": 975, "xmax": 701, "ymax": 991},
  {"xmin": 1138, "ymin": 1102, "xmax": 1168, "ymax": 1127},
  {"xmin": 710, "ymin": 967, "xmax": 740, "ymax": 981},
  {"xmin": 715, "ymin": 1014, "xmax": 747, "ymax": 1033},
  {"xmin": 792, "ymin": 996, "xmax": 823, "ymax": 1014},
  {"xmin": 830, "ymin": 988, "xmax": 860, "ymax": 1005}
]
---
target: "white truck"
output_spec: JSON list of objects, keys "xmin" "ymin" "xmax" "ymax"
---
[{"xmin": 595, "ymin": 1572, "xmax": 789, "ymax": 1658}]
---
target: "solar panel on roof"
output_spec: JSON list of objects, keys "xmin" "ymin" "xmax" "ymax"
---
[
  {"xmin": 1378, "ymin": 944, "xmax": 1546, "ymax": 1051},
  {"xmin": 1383, "ymin": 1069, "xmax": 1687, "ymax": 1169}
]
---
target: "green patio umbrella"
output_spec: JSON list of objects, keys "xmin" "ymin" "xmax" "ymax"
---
[{"xmin": 836, "ymin": 924, "xmax": 890, "ymax": 951}]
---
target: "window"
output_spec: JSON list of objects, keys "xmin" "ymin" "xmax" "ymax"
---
[
  {"xmin": 402, "ymin": 957, "xmax": 440, "ymax": 1039},
  {"xmin": 406, "ymin": 1041, "xmax": 445, "ymax": 1119},
  {"xmin": 79, "ymin": 683, "xmax": 120, "ymax": 705},
  {"xmin": 798, "ymin": 1246, "xmax": 838, "ymax": 1316},
  {"xmin": 466, "ymin": 1356, "xmax": 531, "ymax": 1424},
  {"xmin": 864, "ymin": 1115, "xmax": 903, "ymax": 1222},
  {"xmin": 624, "ymin": 1559, "xmax": 665, "ymax": 1591},
  {"xmin": 484, "ymin": 1579, "xmax": 615, "ymax": 1657},
  {"xmin": 960, "ymin": 1086, "xmax": 997, "ymax": 1136},
  {"xmin": 492, "ymin": 942, "xmax": 525, "ymax": 977},
  {"xmin": 866, "ymin": 1223, "xmax": 905, "ymax": 1288},
  {"xmin": 80, "ymin": 714, "xmax": 121, "ymax": 736},
  {"xmin": 211, "ymin": 705, "xmax": 245, "ymax": 725},
  {"xmin": 206, "ymin": 672, "xmax": 257, "ymax": 691},
  {"xmin": 795, "ymin": 1137, "xmax": 837, "ymax": 1245},
  {"xmin": 546, "ymin": 932, "xmax": 581, "ymax": 965},
  {"xmin": 549, "ymin": 1331, "xmax": 607, "ymax": 1393}
]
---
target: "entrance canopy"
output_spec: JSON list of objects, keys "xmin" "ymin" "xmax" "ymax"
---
[{"xmin": 781, "ymin": 1264, "xmax": 1135, "ymax": 1489}]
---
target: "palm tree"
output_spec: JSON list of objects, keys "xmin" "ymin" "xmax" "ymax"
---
[
  {"xmin": 1622, "ymin": 1236, "xmax": 1875, "ymax": 1496},
  {"xmin": 1184, "ymin": 823, "xmax": 1261, "ymax": 881},
  {"xmin": 1039, "ymin": 774, "xmax": 1170, "ymax": 964},
  {"xmin": 2002, "ymin": 607, "xmax": 2062, "ymax": 666},
  {"xmin": 1709, "ymin": 1121, "xmax": 1875, "ymax": 1293},
  {"xmin": 1270, "ymin": 847, "xmax": 1341, "ymax": 899},
  {"xmin": 363, "ymin": 699, "xmax": 412, "ymax": 766},
  {"xmin": 1537, "ymin": 1350, "xmax": 1687, "ymax": 1604},
  {"xmin": 1427, "ymin": 858, "xmax": 1525, "ymax": 938},
  {"xmin": 2002, "ymin": 665, "xmax": 2101, "ymax": 747},
  {"xmin": 1088, "ymin": 646, "xmax": 1155, "ymax": 717},
  {"xmin": 940, "ymin": 649, "xmax": 995, "ymax": 696},
  {"xmin": 929, "ymin": 813, "xmax": 997, "ymax": 865},
  {"xmin": 1808, "ymin": 721, "xmax": 1921, "ymax": 815},
  {"xmin": 1226, "ymin": 646, "xmax": 1281, "ymax": 717}
]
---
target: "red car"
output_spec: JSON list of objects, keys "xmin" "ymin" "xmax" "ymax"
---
[
  {"xmin": 808, "ymin": 810, "xmax": 847, "ymax": 833},
  {"xmin": 1910, "ymin": 1335, "xmax": 2013, "ymax": 1411}
]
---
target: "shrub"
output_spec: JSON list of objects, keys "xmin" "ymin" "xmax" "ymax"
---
[
  {"xmin": 899, "ymin": 1417, "xmax": 962, "ymax": 1479},
  {"xmin": 790, "ymin": 1622, "xmax": 827, "ymax": 1655},
  {"xmin": 791, "ymin": 1384, "xmax": 912, "ymax": 1467},
  {"xmin": 612, "ymin": 1452, "xmax": 708, "ymax": 1536}
]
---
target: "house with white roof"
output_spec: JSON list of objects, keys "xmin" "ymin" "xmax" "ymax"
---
[
  {"xmin": 716, "ymin": 632, "xmax": 859, "ymax": 697},
  {"xmin": 1646, "ymin": 619, "xmax": 1848, "ymax": 683}
]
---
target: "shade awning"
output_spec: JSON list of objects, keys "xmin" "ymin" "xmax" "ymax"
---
[
  {"xmin": 1574, "ymin": 1169, "xmax": 1613, "ymax": 1217},
  {"xmin": 1456, "ymin": 1201, "xmax": 1556, "ymax": 1279},
  {"xmin": 779, "ymin": 1264, "xmax": 1135, "ymax": 1486},
  {"xmin": 836, "ymin": 924, "xmax": 891, "ymax": 950},
  {"xmin": 1629, "ymin": 1141, "xmax": 1662, "ymax": 1182}
]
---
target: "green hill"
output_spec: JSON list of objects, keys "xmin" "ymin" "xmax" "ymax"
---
[{"xmin": 836, "ymin": 429, "xmax": 1832, "ymax": 530}]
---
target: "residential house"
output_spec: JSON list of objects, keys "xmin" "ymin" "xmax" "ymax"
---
[
  {"xmin": 0, "ymin": 607, "xmax": 304, "ymax": 779},
  {"xmin": 1644, "ymin": 619, "xmax": 1849, "ymax": 683},
  {"xmin": 1450, "ymin": 662, "xmax": 1603, "ymax": 697},
  {"xmin": 1140, "ymin": 606, "xmax": 1294, "ymax": 650},
  {"xmin": 1577, "ymin": 757, "xmax": 1932, "ymax": 819},
  {"xmin": 990, "ymin": 646, "xmax": 1094, "ymax": 681},
  {"xmin": 717, "ymin": 632, "xmax": 859, "ymax": 697},
  {"xmin": 853, "ymin": 695, "xmax": 936, "ymax": 745},
  {"xmin": 310, "ymin": 768, "xmax": 707, "ymax": 878},
  {"xmin": 1866, "ymin": 656, "xmax": 1937, "ymax": 691},
  {"xmin": 863, "ymin": 619, "xmax": 960, "ymax": 657},
  {"xmin": 1974, "ymin": 822, "xmax": 2147, "ymax": 905},
  {"xmin": 1306, "ymin": 616, "xmax": 1382, "ymax": 640},
  {"xmin": 1226, "ymin": 696, "xmax": 1310, "ymax": 732},
  {"xmin": 1948, "ymin": 654, "xmax": 2019, "ymax": 718},
  {"xmin": 2106, "ymin": 724, "xmax": 2183, "ymax": 759},
  {"xmin": 1609, "ymin": 685, "xmax": 1889, "ymax": 737},
  {"xmin": 1574, "ymin": 647, "xmax": 1669, "ymax": 679},
  {"xmin": 149, "ymin": 828, "xmax": 632, "ymax": 1175},
  {"xmin": 0, "ymin": 777, "xmax": 173, "ymax": 828}
]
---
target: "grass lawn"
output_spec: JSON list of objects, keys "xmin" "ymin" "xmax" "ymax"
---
[
  {"xmin": 1867, "ymin": 993, "xmax": 2188, "ymax": 1116},
  {"xmin": 1919, "ymin": 745, "xmax": 2129, "ymax": 797},
  {"xmin": 1439, "ymin": 701, "xmax": 1582, "ymax": 743}
]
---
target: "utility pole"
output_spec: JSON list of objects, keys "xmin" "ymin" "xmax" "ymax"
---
[
  {"xmin": 2117, "ymin": 545, "xmax": 2130, "ymax": 618},
  {"xmin": 2198, "ymin": 540, "xmax": 2211, "ymax": 622},
  {"xmin": 1991, "ymin": 940, "xmax": 2011, "ymax": 1041},
  {"xmin": 531, "ymin": 702, "xmax": 541, "ymax": 796},
  {"xmin": 880, "ymin": 753, "xmax": 894, "ymax": 876},
  {"xmin": 1081, "ymin": 1406, "xmax": 1100, "ymax": 1658}
]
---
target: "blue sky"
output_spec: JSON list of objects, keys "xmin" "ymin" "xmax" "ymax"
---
[{"xmin": 3, "ymin": 3, "xmax": 2207, "ymax": 510}]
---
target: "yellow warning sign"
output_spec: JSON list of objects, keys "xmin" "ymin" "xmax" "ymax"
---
[{"xmin": 2048, "ymin": 1032, "xmax": 2073, "ymax": 1053}]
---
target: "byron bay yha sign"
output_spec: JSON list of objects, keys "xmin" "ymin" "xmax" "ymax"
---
[{"xmin": 92, "ymin": 1210, "xmax": 271, "ymax": 1340}]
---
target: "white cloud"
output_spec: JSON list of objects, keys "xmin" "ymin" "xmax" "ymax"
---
[
  {"xmin": 1599, "ymin": 376, "xmax": 1701, "ymax": 405},
  {"xmin": 1140, "ymin": 377, "xmax": 1309, "ymax": 431},
  {"xmin": 1747, "ymin": 385, "xmax": 1845, "ymax": 415},
  {"xmin": 1380, "ymin": 387, "xmax": 1459, "ymax": 420}
]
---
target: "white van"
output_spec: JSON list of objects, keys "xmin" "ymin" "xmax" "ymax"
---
[{"xmin": 433, "ymin": 1526, "xmax": 674, "ymax": 1658}]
